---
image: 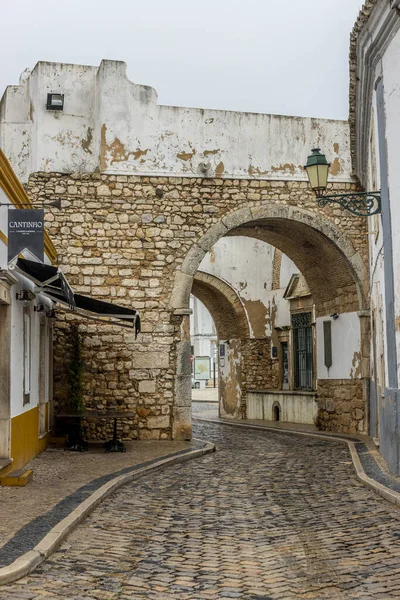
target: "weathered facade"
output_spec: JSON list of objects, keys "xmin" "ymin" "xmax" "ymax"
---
[
  {"xmin": 0, "ymin": 59, "xmax": 370, "ymax": 440},
  {"xmin": 0, "ymin": 151, "xmax": 57, "ymax": 477},
  {"xmin": 351, "ymin": 0, "xmax": 400, "ymax": 472}
]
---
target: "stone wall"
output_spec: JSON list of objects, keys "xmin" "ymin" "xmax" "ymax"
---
[
  {"xmin": 242, "ymin": 338, "xmax": 279, "ymax": 393},
  {"xmin": 27, "ymin": 171, "xmax": 369, "ymax": 439},
  {"xmin": 316, "ymin": 379, "xmax": 365, "ymax": 434}
]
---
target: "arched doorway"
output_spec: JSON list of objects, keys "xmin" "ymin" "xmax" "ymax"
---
[
  {"xmin": 171, "ymin": 204, "xmax": 369, "ymax": 439},
  {"xmin": 192, "ymin": 271, "xmax": 251, "ymax": 419}
]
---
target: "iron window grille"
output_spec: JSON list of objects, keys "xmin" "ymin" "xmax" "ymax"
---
[{"xmin": 291, "ymin": 311, "xmax": 313, "ymax": 390}]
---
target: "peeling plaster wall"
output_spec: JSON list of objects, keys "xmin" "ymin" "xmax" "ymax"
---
[
  {"xmin": 280, "ymin": 254, "xmax": 298, "ymax": 289},
  {"xmin": 219, "ymin": 339, "xmax": 242, "ymax": 419},
  {"xmin": 0, "ymin": 60, "xmax": 353, "ymax": 183},
  {"xmin": 199, "ymin": 236, "xmax": 295, "ymax": 338},
  {"xmin": 316, "ymin": 312, "xmax": 361, "ymax": 380}
]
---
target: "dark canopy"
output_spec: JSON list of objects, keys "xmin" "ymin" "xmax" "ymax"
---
[{"xmin": 12, "ymin": 258, "xmax": 140, "ymax": 334}]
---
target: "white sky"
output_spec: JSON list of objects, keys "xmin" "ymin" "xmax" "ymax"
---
[{"xmin": 2, "ymin": 0, "xmax": 362, "ymax": 120}]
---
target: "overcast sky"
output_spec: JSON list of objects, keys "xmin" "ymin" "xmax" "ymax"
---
[{"xmin": 2, "ymin": 0, "xmax": 362, "ymax": 121}]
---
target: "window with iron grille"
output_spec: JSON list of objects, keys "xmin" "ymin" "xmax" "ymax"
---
[{"xmin": 291, "ymin": 311, "xmax": 313, "ymax": 390}]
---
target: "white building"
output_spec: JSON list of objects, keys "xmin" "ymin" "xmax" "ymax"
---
[
  {"xmin": 352, "ymin": 0, "xmax": 400, "ymax": 474},
  {"xmin": 0, "ymin": 150, "xmax": 57, "ymax": 480},
  {"xmin": 190, "ymin": 295, "xmax": 217, "ymax": 388}
]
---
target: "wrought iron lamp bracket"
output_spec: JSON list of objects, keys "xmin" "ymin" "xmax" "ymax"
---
[{"xmin": 316, "ymin": 191, "xmax": 381, "ymax": 217}]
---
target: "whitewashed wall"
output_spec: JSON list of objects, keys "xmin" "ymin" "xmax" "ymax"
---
[
  {"xmin": 316, "ymin": 312, "xmax": 361, "ymax": 380},
  {"xmin": 382, "ymin": 27, "xmax": 400, "ymax": 379},
  {"xmin": 0, "ymin": 60, "xmax": 352, "ymax": 183},
  {"xmin": 199, "ymin": 236, "xmax": 296, "ymax": 337}
]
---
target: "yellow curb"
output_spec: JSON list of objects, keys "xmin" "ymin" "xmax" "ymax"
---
[
  {"xmin": 0, "ymin": 441, "xmax": 215, "ymax": 586},
  {"xmin": 197, "ymin": 417, "xmax": 400, "ymax": 508}
]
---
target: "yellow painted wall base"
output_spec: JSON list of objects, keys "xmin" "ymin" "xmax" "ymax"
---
[
  {"xmin": 0, "ymin": 468, "xmax": 33, "ymax": 487},
  {"xmin": 0, "ymin": 406, "xmax": 49, "ymax": 478}
]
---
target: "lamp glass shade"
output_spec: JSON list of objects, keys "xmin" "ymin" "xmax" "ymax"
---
[{"xmin": 304, "ymin": 148, "xmax": 330, "ymax": 196}]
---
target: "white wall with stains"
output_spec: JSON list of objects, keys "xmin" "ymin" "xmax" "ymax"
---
[
  {"xmin": 382, "ymin": 26, "xmax": 400, "ymax": 379},
  {"xmin": 199, "ymin": 236, "xmax": 295, "ymax": 337},
  {"xmin": 316, "ymin": 312, "xmax": 361, "ymax": 380},
  {"xmin": 0, "ymin": 60, "xmax": 352, "ymax": 183}
]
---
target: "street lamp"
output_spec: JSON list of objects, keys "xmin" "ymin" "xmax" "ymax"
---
[{"xmin": 304, "ymin": 148, "xmax": 381, "ymax": 217}]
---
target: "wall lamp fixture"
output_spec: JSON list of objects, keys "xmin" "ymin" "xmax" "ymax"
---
[
  {"xmin": 330, "ymin": 313, "xmax": 340, "ymax": 320},
  {"xmin": 34, "ymin": 303, "xmax": 55, "ymax": 318},
  {"xmin": 46, "ymin": 93, "xmax": 64, "ymax": 111},
  {"xmin": 304, "ymin": 148, "xmax": 381, "ymax": 217},
  {"xmin": 16, "ymin": 289, "xmax": 35, "ymax": 304}
]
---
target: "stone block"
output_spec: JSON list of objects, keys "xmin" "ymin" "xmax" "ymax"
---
[
  {"xmin": 181, "ymin": 244, "xmax": 207, "ymax": 276},
  {"xmin": 97, "ymin": 184, "xmax": 111, "ymax": 196},
  {"xmin": 197, "ymin": 221, "xmax": 228, "ymax": 251},
  {"xmin": 222, "ymin": 207, "xmax": 253, "ymax": 231},
  {"xmin": 138, "ymin": 380, "xmax": 156, "ymax": 393},
  {"xmin": 326, "ymin": 399, "xmax": 335, "ymax": 413},
  {"xmin": 139, "ymin": 429, "xmax": 161, "ymax": 440},
  {"xmin": 174, "ymin": 375, "xmax": 192, "ymax": 406},
  {"xmin": 147, "ymin": 415, "xmax": 170, "ymax": 429},
  {"xmin": 175, "ymin": 341, "xmax": 191, "ymax": 376},
  {"xmin": 172, "ymin": 407, "xmax": 192, "ymax": 441},
  {"xmin": 131, "ymin": 352, "xmax": 170, "ymax": 369},
  {"xmin": 169, "ymin": 271, "xmax": 193, "ymax": 310}
]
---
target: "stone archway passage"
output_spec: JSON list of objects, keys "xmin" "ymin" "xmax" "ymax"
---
[
  {"xmin": 171, "ymin": 203, "xmax": 369, "ymax": 437},
  {"xmin": 191, "ymin": 271, "xmax": 251, "ymax": 420},
  {"xmin": 192, "ymin": 271, "xmax": 250, "ymax": 340},
  {"xmin": 29, "ymin": 173, "xmax": 369, "ymax": 442}
]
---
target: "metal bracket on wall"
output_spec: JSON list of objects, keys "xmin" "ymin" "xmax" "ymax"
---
[{"xmin": 316, "ymin": 192, "xmax": 381, "ymax": 217}]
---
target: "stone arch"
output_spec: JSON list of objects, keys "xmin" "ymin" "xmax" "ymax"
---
[
  {"xmin": 170, "ymin": 204, "xmax": 368, "ymax": 317},
  {"xmin": 172, "ymin": 203, "xmax": 370, "ymax": 439},
  {"xmin": 191, "ymin": 271, "xmax": 251, "ymax": 421},
  {"xmin": 192, "ymin": 271, "xmax": 250, "ymax": 340}
]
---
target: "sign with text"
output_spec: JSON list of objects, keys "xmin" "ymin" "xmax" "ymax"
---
[
  {"xmin": 194, "ymin": 356, "xmax": 211, "ymax": 380},
  {"xmin": 8, "ymin": 209, "xmax": 44, "ymax": 263}
]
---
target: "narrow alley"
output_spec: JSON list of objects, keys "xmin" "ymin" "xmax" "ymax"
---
[{"xmin": 4, "ymin": 421, "xmax": 400, "ymax": 600}]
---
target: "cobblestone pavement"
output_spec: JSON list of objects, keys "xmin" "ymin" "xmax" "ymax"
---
[
  {"xmin": 0, "ymin": 440, "xmax": 192, "ymax": 550},
  {"xmin": 4, "ymin": 421, "xmax": 400, "ymax": 600},
  {"xmin": 192, "ymin": 401, "xmax": 218, "ymax": 419}
]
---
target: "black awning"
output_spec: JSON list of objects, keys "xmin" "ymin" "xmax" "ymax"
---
[
  {"xmin": 13, "ymin": 258, "xmax": 58, "ymax": 285},
  {"xmin": 11, "ymin": 258, "xmax": 140, "ymax": 334},
  {"xmin": 12, "ymin": 257, "xmax": 75, "ymax": 306}
]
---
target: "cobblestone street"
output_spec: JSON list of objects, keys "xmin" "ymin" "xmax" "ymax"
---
[{"xmin": 3, "ymin": 421, "xmax": 400, "ymax": 599}]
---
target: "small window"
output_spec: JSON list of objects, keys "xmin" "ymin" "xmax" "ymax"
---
[{"xmin": 292, "ymin": 312, "xmax": 313, "ymax": 390}]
